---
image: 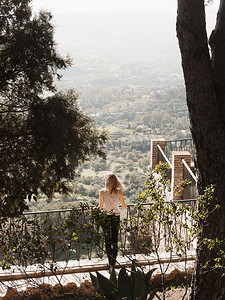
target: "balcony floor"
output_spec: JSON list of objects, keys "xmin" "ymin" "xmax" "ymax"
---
[{"xmin": 0, "ymin": 250, "xmax": 195, "ymax": 296}]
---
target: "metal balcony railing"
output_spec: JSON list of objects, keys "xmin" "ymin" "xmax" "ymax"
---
[
  {"xmin": 165, "ymin": 139, "xmax": 194, "ymax": 161},
  {"xmin": 16, "ymin": 199, "xmax": 198, "ymax": 263},
  {"xmin": 182, "ymin": 158, "xmax": 198, "ymax": 200},
  {"xmin": 157, "ymin": 144, "xmax": 172, "ymax": 181},
  {"xmin": 157, "ymin": 138, "xmax": 197, "ymax": 201},
  {"xmin": 0, "ymin": 198, "xmax": 199, "ymax": 287}
]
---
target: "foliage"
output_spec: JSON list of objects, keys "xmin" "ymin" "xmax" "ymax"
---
[
  {"xmin": 120, "ymin": 163, "xmax": 195, "ymax": 300},
  {"xmin": 90, "ymin": 264, "xmax": 156, "ymax": 300},
  {"xmin": 79, "ymin": 85, "xmax": 190, "ymax": 140},
  {"xmin": 0, "ymin": 0, "xmax": 106, "ymax": 216},
  {"xmin": 191, "ymin": 185, "xmax": 225, "ymax": 274},
  {"xmin": 0, "ymin": 216, "xmax": 48, "ymax": 269},
  {"xmin": 124, "ymin": 163, "xmax": 194, "ymax": 257},
  {"xmin": 0, "ymin": 0, "xmax": 70, "ymax": 94},
  {"xmin": 126, "ymin": 164, "xmax": 224, "ymax": 298},
  {"xmin": 1, "ymin": 164, "xmax": 222, "ymax": 300},
  {"xmin": 63, "ymin": 205, "xmax": 107, "ymax": 260},
  {"xmin": 0, "ymin": 204, "xmax": 109, "ymax": 268}
]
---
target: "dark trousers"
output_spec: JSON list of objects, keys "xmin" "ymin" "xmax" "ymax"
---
[{"xmin": 103, "ymin": 215, "xmax": 120, "ymax": 266}]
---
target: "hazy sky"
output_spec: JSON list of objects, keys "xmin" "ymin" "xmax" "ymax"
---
[
  {"xmin": 31, "ymin": 0, "xmax": 220, "ymax": 38},
  {"xmin": 32, "ymin": 0, "xmax": 220, "ymax": 13},
  {"xmin": 32, "ymin": 0, "xmax": 178, "ymax": 13}
]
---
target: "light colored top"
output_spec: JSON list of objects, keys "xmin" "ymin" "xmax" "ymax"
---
[{"xmin": 99, "ymin": 188, "xmax": 127, "ymax": 216}]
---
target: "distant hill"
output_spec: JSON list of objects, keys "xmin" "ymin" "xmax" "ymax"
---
[
  {"xmin": 27, "ymin": 6, "xmax": 218, "ymax": 211},
  {"xmin": 52, "ymin": 7, "xmax": 217, "ymax": 89},
  {"xmin": 77, "ymin": 85, "xmax": 190, "ymax": 140},
  {"xmin": 53, "ymin": 9, "xmax": 183, "ymax": 89},
  {"xmin": 54, "ymin": 10, "xmax": 179, "ymax": 60}
]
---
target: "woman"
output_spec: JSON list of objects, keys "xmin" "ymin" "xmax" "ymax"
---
[{"xmin": 99, "ymin": 172, "xmax": 127, "ymax": 268}]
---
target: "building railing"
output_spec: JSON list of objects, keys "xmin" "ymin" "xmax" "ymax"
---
[
  {"xmin": 18, "ymin": 199, "xmax": 198, "ymax": 263},
  {"xmin": 182, "ymin": 158, "xmax": 198, "ymax": 200},
  {"xmin": 157, "ymin": 144, "xmax": 172, "ymax": 167},
  {"xmin": 165, "ymin": 138, "xmax": 194, "ymax": 161},
  {"xmin": 157, "ymin": 144, "xmax": 172, "ymax": 181},
  {"xmin": 152, "ymin": 138, "xmax": 197, "ymax": 201}
]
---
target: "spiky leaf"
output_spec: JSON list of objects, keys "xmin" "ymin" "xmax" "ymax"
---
[
  {"xmin": 118, "ymin": 267, "xmax": 133, "ymax": 300},
  {"xmin": 146, "ymin": 268, "xmax": 157, "ymax": 283},
  {"xmin": 132, "ymin": 269, "xmax": 148, "ymax": 300},
  {"xmin": 97, "ymin": 271, "xmax": 120, "ymax": 300},
  {"xmin": 110, "ymin": 267, "xmax": 118, "ymax": 286},
  {"xmin": 90, "ymin": 273, "xmax": 101, "ymax": 295}
]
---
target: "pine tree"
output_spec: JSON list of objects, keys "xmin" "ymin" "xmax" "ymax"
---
[{"xmin": 0, "ymin": 0, "xmax": 106, "ymax": 216}]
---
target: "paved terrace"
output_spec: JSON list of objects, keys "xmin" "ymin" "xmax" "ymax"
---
[{"xmin": 0, "ymin": 251, "xmax": 195, "ymax": 296}]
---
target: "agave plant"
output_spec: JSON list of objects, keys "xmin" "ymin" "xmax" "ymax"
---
[{"xmin": 90, "ymin": 263, "xmax": 156, "ymax": 300}]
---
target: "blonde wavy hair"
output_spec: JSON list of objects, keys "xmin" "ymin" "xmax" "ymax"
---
[{"xmin": 104, "ymin": 172, "xmax": 124, "ymax": 194}]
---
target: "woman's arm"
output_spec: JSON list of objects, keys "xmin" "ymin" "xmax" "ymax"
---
[
  {"xmin": 119, "ymin": 190, "xmax": 127, "ymax": 208},
  {"xmin": 99, "ymin": 190, "xmax": 104, "ymax": 209}
]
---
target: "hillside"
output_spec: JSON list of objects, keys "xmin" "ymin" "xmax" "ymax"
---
[
  {"xmin": 78, "ymin": 85, "xmax": 189, "ymax": 138},
  {"xmin": 28, "ymin": 9, "xmax": 191, "ymax": 211},
  {"xmin": 28, "ymin": 83, "xmax": 190, "ymax": 212}
]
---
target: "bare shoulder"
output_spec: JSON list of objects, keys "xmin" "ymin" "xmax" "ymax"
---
[{"xmin": 99, "ymin": 189, "xmax": 105, "ymax": 195}]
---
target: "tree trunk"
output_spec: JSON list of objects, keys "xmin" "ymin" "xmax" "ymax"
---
[{"xmin": 176, "ymin": 0, "xmax": 225, "ymax": 299}]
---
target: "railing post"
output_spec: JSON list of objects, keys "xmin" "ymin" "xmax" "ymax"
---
[
  {"xmin": 171, "ymin": 151, "xmax": 191, "ymax": 200},
  {"xmin": 150, "ymin": 138, "xmax": 166, "ymax": 169}
]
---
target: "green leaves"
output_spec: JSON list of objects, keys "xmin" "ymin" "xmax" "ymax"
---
[
  {"xmin": 90, "ymin": 273, "xmax": 102, "ymax": 296},
  {"xmin": 90, "ymin": 265, "xmax": 156, "ymax": 300},
  {"xmin": 0, "ymin": 1, "xmax": 107, "ymax": 216},
  {"xmin": 132, "ymin": 268, "xmax": 147, "ymax": 300},
  {"xmin": 110, "ymin": 267, "xmax": 118, "ymax": 286},
  {"xmin": 118, "ymin": 267, "xmax": 133, "ymax": 300},
  {"xmin": 91, "ymin": 271, "xmax": 119, "ymax": 300},
  {"xmin": 0, "ymin": 216, "xmax": 49, "ymax": 269},
  {"xmin": 97, "ymin": 272, "xmax": 120, "ymax": 300},
  {"xmin": 0, "ymin": 204, "xmax": 108, "ymax": 268}
]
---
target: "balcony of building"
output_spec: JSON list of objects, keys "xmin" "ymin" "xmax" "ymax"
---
[{"xmin": 0, "ymin": 138, "xmax": 198, "ymax": 298}]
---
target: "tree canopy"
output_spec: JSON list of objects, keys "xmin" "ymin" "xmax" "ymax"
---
[{"xmin": 0, "ymin": 0, "xmax": 106, "ymax": 216}]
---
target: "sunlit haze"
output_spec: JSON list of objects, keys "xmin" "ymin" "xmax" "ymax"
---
[
  {"xmin": 30, "ymin": 0, "xmax": 220, "ymax": 89},
  {"xmin": 32, "ymin": 0, "xmax": 178, "ymax": 13},
  {"xmin": 32, "ymin": 0, "xmax": 219, "ymax": 34}
]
